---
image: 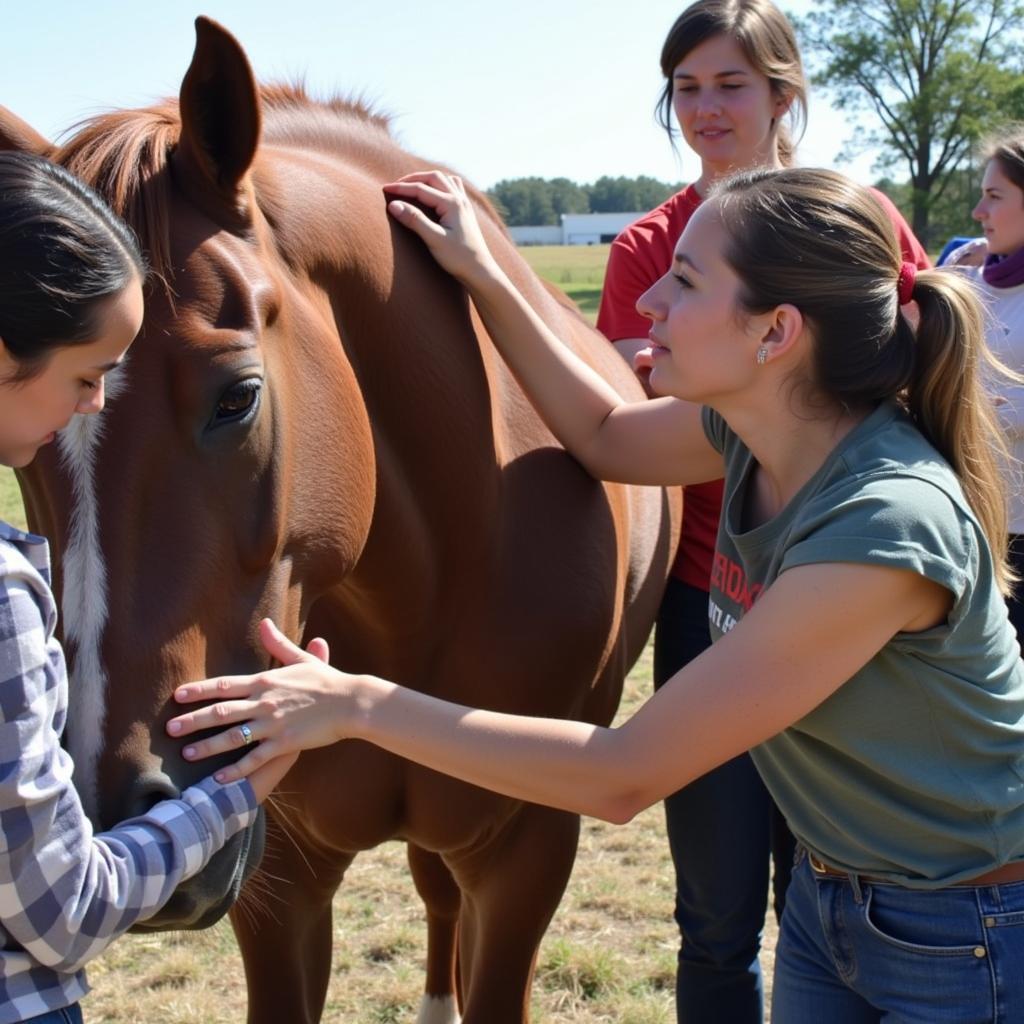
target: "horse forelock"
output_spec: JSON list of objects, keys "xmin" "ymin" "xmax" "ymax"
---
[
  {"xmin": 52, "ymin": 86, "xmax": 395, "ymax": 289},
  {"xmin": 55, "ymin": 104, "xmax": 181, "ymax": 290},
  {"xmin": 55, "ymin": 365, "xmax": 130, "ymax": 820}
]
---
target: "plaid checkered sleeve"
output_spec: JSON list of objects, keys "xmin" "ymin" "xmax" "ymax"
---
[{"xmin": 0, "ymin": 525, "xmax": 257, "ymax": 1022}]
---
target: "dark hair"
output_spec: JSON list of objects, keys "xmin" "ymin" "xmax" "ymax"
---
[
  {"xmin": 711, "ymin": 166, "xmax": 1014, "ymax": 591},
  {"xmin": 658, "ymin": 0, "xmax": 808, "ymax": 167},
  {"xmin": 982, "ymin": 126, "xmax": 1024, "ymax": 195},
  {"xmin": 0, "ymin": 151, "xmax": 145, "ymax": 380}
]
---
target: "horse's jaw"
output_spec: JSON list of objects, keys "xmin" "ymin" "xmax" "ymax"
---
[{"xmin": 130, "ymin": 807, "xmax": 266, "ymax": 932}]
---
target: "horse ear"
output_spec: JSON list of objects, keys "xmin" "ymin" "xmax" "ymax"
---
[
  {"xmin": 0, "ymin": 105, "xmax": 54, "ymax": 156},
  {"xmin": 175, "ymin": 16, "xmax": 261, "ymax": 206}
]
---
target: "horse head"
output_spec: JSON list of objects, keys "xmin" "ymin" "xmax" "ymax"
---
[{"xmin": 2, "ymin": 18, "xmax": 384, "ymax": 927}]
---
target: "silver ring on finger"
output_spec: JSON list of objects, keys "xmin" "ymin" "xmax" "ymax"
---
[{"xmin": 239, "ymin": 722, "xmax": 256, "ymax": 747}]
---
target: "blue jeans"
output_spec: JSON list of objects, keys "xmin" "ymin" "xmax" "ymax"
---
[
  {"xmin": 23, "ymin": 1006, "xmax": 83, "ymax": 1024},
  {"xmin": 654, "ymin": 578, "xmax": 796, "ymax": 1024},
  {"xmin": 774, "ymin": 850, "xmax": 1024, "ymax": 1022}
]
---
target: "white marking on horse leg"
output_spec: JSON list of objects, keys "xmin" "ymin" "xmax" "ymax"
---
[
  {"xmin": 416, "ymin": 994, "xmax": 461, "ymax": 1024},
  {"xmin": 56, "ymin": 367, "xmax": 128, "ymax": 821}
]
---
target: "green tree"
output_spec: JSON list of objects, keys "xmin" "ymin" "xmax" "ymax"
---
[
  {"xmin": 548, "ymin": 177, "xmax": 590, "ymax": 218},
  {"xmin": 927, "ymin": 164, "xmax": 985, "ymax": 242},
  {"xmin": 489, "ymin": 177, "xmax": 557, "ymax": 226},
  {"xmin": 874, "ymin": 168, "xmax": 984, "ymax": 253},
  {"xmin": 634, "ymin": 175, "xmax": 681, "ymax": 210},
  {"xmin": 796, "ymin": 0, "xmax": 1024, "ymax": 246},
  {"xmin": 587, "ymin": 176, "xmax": 679, "ymax": 213},
  {"xmin": 488, "ymin": 176, "xmax": 681, "ymax": 224},
  {"xmin": 587, "ymin": 176, "xmax": 640, "ymax": 212}
]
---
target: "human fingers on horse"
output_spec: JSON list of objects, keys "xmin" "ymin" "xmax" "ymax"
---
[
  {"xmin": 631, "ymin": 348, "xmax": 656, "ymax": 397},
  {"xmin": 169, "ymin": 696, "xmax": 261, "ymax": 741},
  {"xmin": 175, "ymin": 664, "xmax": 356, "ymax": 761},
  {"xmin": 633, "ymin": 346, "xmax": 655, "ymax": 372},
  {"xmin": 383, "ymin": 176, "xmax": 457, "ymax": 206},
  {"xmin": 383, "ymin": 174, "xmax": 475, "ymax": 225},
  {"xmin": 386, "ymin": 169, "xmax": 462, "ymax": 192},
  {"xmin": 386, "ymin": 197, "xmax": 455, "ymax": 254},
  {"xmin": 385, "ymin": 184, "xmax": 498, "ymax": 286},
  {"xmin": 259, "ymin": 617, "xmax": 317, "ymax": 666},
  {"xmin": 172, "ymin": 676, "xmax": 255, "ymax": 706},
  {"xmin": 246, "ymin": 751, "xmax": 301, "ymax": 803},
  {"xmin": 306, "ymin": 636, "xmax": 330, "ymax": 663},
  {"xmin": 214, "ymin": 739, "xmax": 282, "ymax": 787},
  {"xmin": 386, "ymin": 197, "xmax": 447, "ymax": 242},
  {"xmin": 179, "ymin": 706, "xmax": 267, "ymax": 761},
  {"xmin": 385, "ymin": 184, "xmax": 462, "ymax": 231}
]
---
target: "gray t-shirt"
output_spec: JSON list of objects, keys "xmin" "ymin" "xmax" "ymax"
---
[{"xmin": 703, "ymin": 401, "xmax": 1024, "ymax": 887}]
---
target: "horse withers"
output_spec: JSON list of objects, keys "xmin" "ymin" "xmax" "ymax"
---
[{"xmin": 1, "ymin": 18, "xmax": 678, "ymax": 1024}]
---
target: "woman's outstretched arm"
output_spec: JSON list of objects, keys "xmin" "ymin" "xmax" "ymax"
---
[
  {"xmin": 169, "ymin": 562, "xmax": 948, "ymax": 823},
  {"xmin": 385, "ymin": 170, "xmax": 722, "ymax": 488}
]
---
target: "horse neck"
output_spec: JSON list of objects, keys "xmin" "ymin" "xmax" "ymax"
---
[
  {"xmin": 255, "ymin": 127, "xmax": 563, "ymax": 659},
  {"xmin": 320, "ymin": 277, "xmax": 508, "ymax": 653}
]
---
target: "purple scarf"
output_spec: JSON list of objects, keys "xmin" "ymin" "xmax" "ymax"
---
[{"xmin": 984, "ymin": 246, "xmax": 1024, "ymax": 288}]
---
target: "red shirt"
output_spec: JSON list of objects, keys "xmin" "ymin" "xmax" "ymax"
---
[{"xmin": 597, "ymin": 183, "xmax": 931, "ymax": 591}]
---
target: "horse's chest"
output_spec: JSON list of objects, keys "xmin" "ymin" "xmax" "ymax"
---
[{"xmin": 287, "ymin": 745, "xmax": 519, "ymax": 853}]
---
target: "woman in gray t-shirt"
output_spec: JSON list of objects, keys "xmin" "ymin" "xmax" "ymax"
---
[{"xmin": 176, "ymin": 166, "xmax": 1024, "ymax": 1022}]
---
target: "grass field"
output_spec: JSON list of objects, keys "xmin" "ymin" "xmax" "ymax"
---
[
  {"xmin": 520, "ymin": 244, "xmax": 610, "ymax": 321},
  {"xmin": 0, "ymin": 248, "xmax": 780, "ymax": 1022},
  {"xmin": 0, "ymin": 471, "xmax": 25, "ymax": 530}
]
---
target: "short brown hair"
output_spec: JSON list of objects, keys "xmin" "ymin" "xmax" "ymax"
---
[
  {"xmin": 982, "ymin": 126, "xmax": 1024, "ymax": 195},
  {"xmin": 657, "ymin": 0, "xmax": 808, "ymax": 166}
]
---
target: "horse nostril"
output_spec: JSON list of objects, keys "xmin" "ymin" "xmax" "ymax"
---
[{"xmin": 126, "ymin": 772, "xmax": 182, "ymax": 818}]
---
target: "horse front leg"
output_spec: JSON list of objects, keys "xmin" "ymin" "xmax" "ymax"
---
[
  {"xmin": 230, "ymin": 813, "xmax": 351, "ymax": 1024},
  {"xmin": 407, "ymin": 844, "xmax": 462, "ymax": 1024},
  {"xmin": 452, "ymin": 803, "xmax": 581, "ymax": 1024}
]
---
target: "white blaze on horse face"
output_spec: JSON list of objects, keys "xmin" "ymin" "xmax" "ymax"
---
[
  {"xmin": 416, "ymin": 995, "xmax": 461, "ymax": 1024},
  {"xmin": 56, "ymin": 363, "xmax": 129, "ymax": 821}
]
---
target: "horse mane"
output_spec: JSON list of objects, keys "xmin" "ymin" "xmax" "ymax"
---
[{"xmin": 53, "ymin": 85, "xmax": 394, "ymax": 287}]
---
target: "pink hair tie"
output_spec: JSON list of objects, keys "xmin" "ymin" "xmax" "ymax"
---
[{"xmin": 897, "ymin": 261, "xmax": 917, "ymax": 305}]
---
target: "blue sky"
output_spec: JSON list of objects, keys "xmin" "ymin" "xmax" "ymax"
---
[{"xmin": 2, "ymin": 0, "xmax": 877, "ymax": 191}]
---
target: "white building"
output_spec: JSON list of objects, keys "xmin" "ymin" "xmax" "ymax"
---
[
  {"xmin": 507, "ymin": 224, "xmax": 564, "ymax": 245},
  {"xmin": 561, "ymin": 212, "xmax": 643, "ymax": 245},
  {"xmin": 508, "ymin": 211, "xmax": 644, "ymax": 246}
]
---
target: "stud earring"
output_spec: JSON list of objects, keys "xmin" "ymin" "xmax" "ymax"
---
[{"xmin": 756, "ymin": 346, "xmax": 768, "ymax": 366}]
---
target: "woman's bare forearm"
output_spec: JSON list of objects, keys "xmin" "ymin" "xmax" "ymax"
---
[{"xmin": 350, "ymin": 673, "xmax": 646, "ymax": 823}]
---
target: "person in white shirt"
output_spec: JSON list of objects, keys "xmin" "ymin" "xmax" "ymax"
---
[{"xmin": 944, "ymin": 130, "xmax": 1024, "ymax": 643}]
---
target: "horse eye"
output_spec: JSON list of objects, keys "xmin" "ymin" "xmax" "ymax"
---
[{"xmin": 213, "ymin": 378, "xmax": 262, "ymax": 425}]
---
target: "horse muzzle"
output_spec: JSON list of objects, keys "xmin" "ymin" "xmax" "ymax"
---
[{"xmin": 131, "ymin": 806, "xmax": 266, "ymax": 931}]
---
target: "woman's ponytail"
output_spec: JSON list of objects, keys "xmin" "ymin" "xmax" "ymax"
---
[{"xmin": 909, "ymin": 270, "xmax": 1015, "ymax": 592}]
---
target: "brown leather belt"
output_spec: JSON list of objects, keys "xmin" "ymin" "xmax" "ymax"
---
[{"xmin": 807, "ymin": 850, "xmax": 1024, "ymax": 887}]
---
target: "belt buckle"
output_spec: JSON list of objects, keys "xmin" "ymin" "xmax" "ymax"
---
[{"xmin": 808, "ymin": 851, "xmax": 830, "ymax": 875}]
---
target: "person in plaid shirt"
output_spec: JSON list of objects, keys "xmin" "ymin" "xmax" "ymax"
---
[{"xmin": 0, "ymin": 152, "xmax": 307, "ymax": 1024}]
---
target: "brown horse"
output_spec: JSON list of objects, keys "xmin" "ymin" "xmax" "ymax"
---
[{"xmin": 1, "ymin": 17, "xmax": 677, "ymax": 1023}]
